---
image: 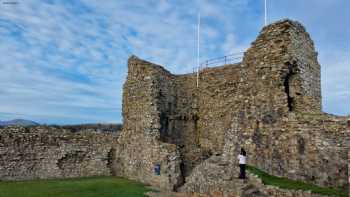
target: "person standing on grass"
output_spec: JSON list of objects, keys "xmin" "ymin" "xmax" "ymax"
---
[{"xmin": 238, "ymin": 148, "xmax": 247, "ymax": 179}]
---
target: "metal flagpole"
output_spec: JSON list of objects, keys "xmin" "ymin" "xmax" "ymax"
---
[
  {"xmin": 264, "ymin": 0, "xmax": 267, "ymax": 26},
  {"xmin": 196, "ymin": 12, "xmax": 200, "ymax": 88}
]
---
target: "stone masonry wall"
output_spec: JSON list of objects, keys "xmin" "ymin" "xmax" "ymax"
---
[
  {"xmin": 197, "ymin": 64, "xmax": 244, "ymax": 155},
  {"xmin": 223, "ymin": 19, "xmax": 348, "ymax": 189},
  {"xmin": 115, "ymin": 57, "xmax": 183, "ymax": 190},
  {"xmin": 178, "ymin": 155, "xmax": 327, "ymax": 197},
  {"xmin": 119, "ymin": 19, "xmax": 349, "ymax": 192},
  {"xmin": 223, "ymin": 113, "xmax": 349, "ymax": 189},
  {"xmin": 0, "ymin": 126, "xmax": 118, "ymax": 180},
  {"xmin": 117, "ymin": 57, "xmax": 248, "ymax": 187}
]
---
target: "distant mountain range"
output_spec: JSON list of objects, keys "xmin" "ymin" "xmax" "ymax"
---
[{"xmin": 0, "ymin": 119, "xmax": 39, "ymax": 127}]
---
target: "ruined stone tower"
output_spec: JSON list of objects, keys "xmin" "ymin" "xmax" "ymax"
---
[
  {"xmin": 116, "ymin": 19, "xmax": 349, "ymax": 192},
  {"xmin": 243, "ymin": 20, "xmax": 322, "ymax": 114}
]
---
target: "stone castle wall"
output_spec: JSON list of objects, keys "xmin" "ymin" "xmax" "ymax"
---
[
  {"xmin": 223, "ymin": 114, "xmax": 349, "ymax": 189},
  {"xmin": 114, "ymin": 59, "xmax": 183, "ymax": 190},
  {"xmin": 222, "ymin": 19, "xmax": 348, "ymax": 189},
  {"xmin": 0, "ymin": 126, "xmax": 118, "ymax": 180},
  {"xmin": 118, "ymin": 19, "xmax": 349, "ymax": 192}
]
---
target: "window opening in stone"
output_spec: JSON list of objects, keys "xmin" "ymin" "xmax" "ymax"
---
[{"xmin": 284, "ymin": 62, "xmax": 297, "ymax": 112}]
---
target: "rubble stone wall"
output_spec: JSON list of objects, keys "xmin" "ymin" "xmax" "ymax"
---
[
  {"xmin": 222, "ymin": 19, "xmax": 348, "ymax": 189},
  {"xmin": 223, "ymin": 114, "xmax": 349, "ymax": 189},
  {"xmin": 196, "ymin": 64, "xmax": 244, "ymax": 155},
  {"xmin": 115, "ymin": 58, "xmax": 183, "ymax": 190},
  {"xmin": 0, "ymin": 126, "xmax": 118, "ymax": 180},
  {"xmin": 179, "ymin": 155, "xmax": 327, "ymax": 197},
  {"xmin": 119, "ymin": 19, "xmax": 349, "ymax": 192}
]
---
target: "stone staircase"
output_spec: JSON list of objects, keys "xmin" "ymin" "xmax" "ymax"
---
[{"xmin": 146, "ymin": 155, "xmax": 328, "ymax": 197}]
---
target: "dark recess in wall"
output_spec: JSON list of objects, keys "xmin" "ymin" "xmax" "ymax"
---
[
  {"xmin": 107, "ymin": 148, "xmax": 117, "ymax": 175},
  {"xmin": 284, "ymin": 62, "xmax": 295, "ymax": 112}
]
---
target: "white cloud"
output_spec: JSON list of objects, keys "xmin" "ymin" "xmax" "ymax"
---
[
  {"xmin": 221, "ymin": 33, "xmax": 248, "ymax": 55},
  {"xmin": 0, "ymin": 1, "xmax": 124, "ymax": 123}
]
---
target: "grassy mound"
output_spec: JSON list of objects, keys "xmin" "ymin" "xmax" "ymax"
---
[
  {"xmin": 0, "ymin": 177, "xmax": 153, "ymax": 197},
  {"xmin": 247, "ymin": 165, "xmax": 348, "ymax": 197}
]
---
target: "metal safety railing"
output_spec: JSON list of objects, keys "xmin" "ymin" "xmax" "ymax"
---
[
  {"xmin": 193, "ymin": 52, "xmax": 244, "ymax": 73},
  {"xmin": 201, "ymin": 52, "xmax": 244, "ymax": 67}
]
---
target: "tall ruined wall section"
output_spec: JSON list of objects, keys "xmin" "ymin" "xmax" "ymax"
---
[
  {"xmin": 170, "ymin": 75, "xmax": 201, "ymax": 177},
  {"xmin": 118, "ymin": 56, "xmax": 247, "ymax": 185},
  {"xmin": 115, "ymin": 57, "xmax": 183, "ymax": 190},
  {"xmin": 223, "ymin": 20, "xmax": 348, "ymax": 189},
  {"xmin": 196, "ymin": 64, "xmax": 244, "ymax": 155},
  {"xmin": 120, "ymin": 19, "xmax": 349, "ymax": 192},
  {"xmin": 190, "ymin": 20, "xmax": 322, "ymax": 157},
  {"xmin": 241, "ymin": 19, "xmax": 321, "ymax": 116},
  {"xmin": 0, "ymin": 126, "xmax": 118, "ymax": 180}
]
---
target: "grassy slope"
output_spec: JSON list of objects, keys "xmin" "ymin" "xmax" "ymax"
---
[
  {"xmin": 247, "ymin": 165, "xmax": 349, "ymax": 197},
  {"xmin": 0, "ymin": 177, "xmax": 153, "ymax": 197}
]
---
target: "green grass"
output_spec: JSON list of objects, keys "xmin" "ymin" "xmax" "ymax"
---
[
  {"xmin": 0, "ymin": 177, "xmax": 154, "ymax": 197},
  {"xmin": 246, "ymin": 165, "xmax": 349, "ymax": 197}
]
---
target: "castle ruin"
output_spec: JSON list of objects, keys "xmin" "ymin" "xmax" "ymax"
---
[
  {"xmin": 0, "ymin": 19, "xmax": 349, "ymax": 196},
  {"xmin": 115, "ymin": 19, "xmax": 349, "ymax": 192}
]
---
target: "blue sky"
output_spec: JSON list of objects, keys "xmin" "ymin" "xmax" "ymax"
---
[{"xmin": 0, "ymin": 0, "xmax": 349, "ymax": 125}]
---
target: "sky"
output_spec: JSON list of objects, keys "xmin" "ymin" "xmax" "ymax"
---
[{"xmin": 0, "ymin": 0, "xmax": 349, "ymax": 125}]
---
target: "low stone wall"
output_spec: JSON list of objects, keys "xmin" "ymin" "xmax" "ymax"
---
[{"xmin": 0, "ymin": 126, "xmax": 118, "ymax": 180}]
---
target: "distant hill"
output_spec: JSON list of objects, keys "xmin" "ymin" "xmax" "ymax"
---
[
  {"xmin": 0, "ymin": 119, "xmax": 39, "ymax": 127},
  {"xmin": 58, "ymin": 123, "xmax": 122, "ymax": 133},
  {"xmin": 0, "ymin": 120, "xmax": 122, "ymax": 133}
]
